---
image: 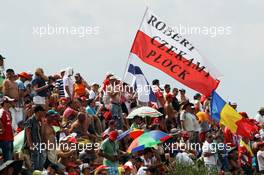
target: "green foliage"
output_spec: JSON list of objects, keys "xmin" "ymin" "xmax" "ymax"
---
[{"xmin": 166, "ymin": 161, "xmax": 218, "ymax": 175}]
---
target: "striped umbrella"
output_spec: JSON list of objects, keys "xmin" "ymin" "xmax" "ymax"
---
[
  {"xmin": 127, "ymin": 130, "xmax": 171, "ymax": 153},
  {"xmin": 117, "ymin": 128, "xmax": 144, "ymax": 141}
]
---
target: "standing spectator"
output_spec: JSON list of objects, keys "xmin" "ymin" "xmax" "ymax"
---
[
  {"xmin": 0, "ymin": 55, "xmax": 5, "ymax": 94},
  {"xmin": 32, "ymin": 68, "xmax": 49, "ymax": 106},
  {"xmin": 196, "ymin": 112, "xmax": 210, "ymax": 142},
  {"xmin": 254, "ymin": 107, "xmax": 264, "ymax": 123},
  {"xmin": 55, "ymin": 69, "xmax": 65, "ymax": 98},
  {"xmin": 24, "ymin": 105, "xmax": 46, "ymax": 170},
  {"xmin": 63, "ymin": 67, "xmax": 74, "ymax": 101},
  {"xmin": 102, "ymin": 73, "xmax": 114, "ymax": 108},
  {"xmin": 0, "ymin": 54, "xmax": 5, "ymax": 77},
  {"xmin": 86, "ymin": 98, "xmax": 103, "ymax": 136},
  {"xmin": 152, "ymin": 79, "xmax": 164, "ymax": 114},
  {"xmin": 164, "ymin": 94, "xmax": 177, "ymax": 132},
  {"xmin": 99, "ymin": 131, "xmax": 120, "ymax": 175},
  {"xmin": 73, "ymin": 73, "xmax": 88, "ymax": 98},
  {"xmin": 193, "ymin": 93, "xmax": 203, "ymax": 113},
  {"xmin": 3, "ymin": 69, "xmax": 19, "ymax": 130},
  {"xmin": 171, "ymin": 88, "xmax": 180, "ymax": 112},
  {"xmin": 163, "ymin": 84, "xmax": 171, "ymax": 96},
  {"xmin": 41, "ymin": 110, "xmax": 57, "ymax": 166},
  {"xmin": 179, "ymin": 89, "xmax": 188, "ymax": 103},
  {"xmin": 257, "ymin": 142, "xmax": 264, "ymax": 174},
  {"xmin": 0, "ymin": 96, "xmax": 15, "ymax": 161},
  {"xmin": 89, "ymin": 82, "xmax": 100, "ymax": 101},
  {"xmin": 107, "ymin": 76, "xmax": 123, "ymax": 130},
  {"xmin": 180, "ymin": 102, "xmax": 200, "ymax": 143},
  {"xmin": 2, "ymin": 69, "xmax": 19, "ymax": 100},
  {"xmin": 17, "ymin": 72, "xmax": 31, "ymax": 104},
  {"xmin": 202, "ymin": 133, "xmax": 218, "ymax": 171},
  {"xmin": 16, "ymin": 72, "xmax": 31, "ymax": 124}
]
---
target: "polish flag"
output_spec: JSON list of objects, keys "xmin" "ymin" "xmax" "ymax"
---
[{"xmin": 128, "ymin": 7, "xmax": 220, "ymax": 96}]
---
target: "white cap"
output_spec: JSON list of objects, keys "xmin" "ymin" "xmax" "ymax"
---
[
  {"xmin": 106, "ymin": 72, "xmax": 114, "ymax": 76},
  {"xmin": 109, "ymin": 75, "xmax": 117, "ymax": 80},
  {"xmin": 91, "ymin": 82, "xmax": 99, "ymax": 86},
  {"xmin": 0, "ymin": 96, "xmax": 15, "ymax": 104}
]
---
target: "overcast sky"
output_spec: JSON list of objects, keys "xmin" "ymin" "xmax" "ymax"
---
[{"xmin": 0, "ymin": 0, "xmax": 263, "ymax": 116}]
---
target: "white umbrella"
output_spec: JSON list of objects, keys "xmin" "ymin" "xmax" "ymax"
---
[{"xmin": 127, "ymin": 106, "xmax": 162, "ymax": 119}]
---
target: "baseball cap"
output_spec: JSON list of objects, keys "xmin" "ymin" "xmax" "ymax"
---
[
  {"xmin": 109, "ymin": 75, "xmax": 117, "ymax": 80},
  {"xmin": 179, "ymin": 88, "xmax": 185, "ymax": 93},
  {"xmin": 0, "ymin": 54, "xmax": 5, "ymax": 60},
  {"xmin": 68, "ymin": 137, "xmax": 78, "ymax": 144},
  {"xmin": 91, "ymin": 82, "xmax": 99, "ymax": 87},
  {"xmin": 18, "ymin": 72, "xmax": 31, "ymax": 80},
  {"xmin": 109, "ymin": 131, "xmax": 118, "ymax": 141},
  {"xmin": 47, "ymin": 109, "xmax": 59, "ymax": 116},
  {"xmin": 259, "ymin": 107, "xmax": 264, "ymax": 113}
]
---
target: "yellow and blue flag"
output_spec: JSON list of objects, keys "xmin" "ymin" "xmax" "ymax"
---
[{"xmin": 211, "ymin": 91, "xmax": 258, "ymax": 138}]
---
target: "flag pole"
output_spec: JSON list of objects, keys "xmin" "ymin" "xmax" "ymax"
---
[{"xmin": 122, "ymin": 7, "xmax": 149, "ymax": 81}]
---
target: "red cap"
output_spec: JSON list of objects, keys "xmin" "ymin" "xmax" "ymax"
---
[
  {"xmin": 109, "ymin": 131, "xmax": 118, "ymax": 141},
  {"xmin": 239, "ymin": 112, "xmax": 249, "ymax": 118},
  {"xmin": 18, "ymin": 72, "xmax": 31, "ymax": 80},
  {"xmin": 68, "ymin": 137, "xmax": 78, "ymax": 144}
]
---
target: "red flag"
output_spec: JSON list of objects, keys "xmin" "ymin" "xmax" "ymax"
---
[{"xmin": 129, "ymin": 8, "xmax": 220, "ymax": 96}]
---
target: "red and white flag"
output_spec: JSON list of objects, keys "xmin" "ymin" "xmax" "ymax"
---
[{"xmin": 129, "ymin": 8, "xmax": 220, "ymax": 96}]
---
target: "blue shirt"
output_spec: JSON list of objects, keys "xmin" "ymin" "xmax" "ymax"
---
[
  {"xmin": 86, "ymin": 106, "xmax": 96, "ymax": 116},
  {"xmin": 32, "ymin": 77, "xmax": 48, "ymax": 97}
]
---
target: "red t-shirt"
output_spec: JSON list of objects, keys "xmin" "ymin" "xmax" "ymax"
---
[{"xmin": 0, "ymin": 109, "xmax": 14, "ymax": 141}]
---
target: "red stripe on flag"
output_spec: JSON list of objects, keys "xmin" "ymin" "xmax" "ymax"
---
[{"xmin": 130, "ymin": 30, "xmax": 220, "ymax": 96}]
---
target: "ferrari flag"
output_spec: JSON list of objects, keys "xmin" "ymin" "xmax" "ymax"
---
[{"xmin": 130, "ymin": 8, "xmax": 220, "ymax": 96}]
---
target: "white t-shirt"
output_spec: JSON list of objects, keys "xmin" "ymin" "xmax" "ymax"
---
[
  {"xmin": 89, "ymin": 90, "xmax": 97, "ymax": 100},
  {"xmin": 257, "ymin": 150, "xmax": 264, "ymax": 171},
  {"xmin": 63, "ymin": 76, "xmax": 74, "ymax": 98},
  {"xmin": 202, "ymin": 141, "xmax": 217, "ymax": 165},
  {"xmin": 180, "ymin": 111, "xmax": 200, "ymax": 132},
  {"xmin": 255, "ymin": 113, "xmax": 264, "ymax": 123}
]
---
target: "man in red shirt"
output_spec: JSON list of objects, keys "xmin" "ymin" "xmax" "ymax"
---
[{"xmin": 0, "ymin": 96, "xmax": 15, "ymax": 161}]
